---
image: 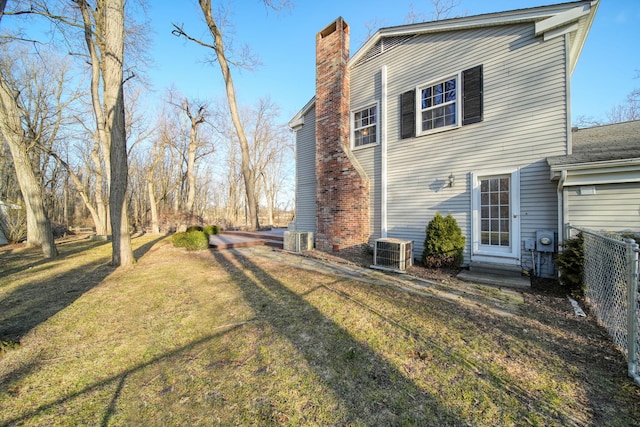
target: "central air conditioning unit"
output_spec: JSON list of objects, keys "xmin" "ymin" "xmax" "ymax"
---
[
  {"xmin": 284, "ymin": 231, "xmax": 313, "ymax": 253},
  {"xmin": 372, "ymin": 238, "xmax": 413, "ymax": 272}
]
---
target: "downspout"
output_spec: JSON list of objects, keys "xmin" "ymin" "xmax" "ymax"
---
[
  {"xmin": 381, "ymin": 65, "xmax": 388, "ymax": 238},
  {"xmin": 559, "ymin": 32, "xmax": 571, "ymax": 242},
  {"xmin": 557, "ymin": 169, "xmax": 567, "ymax": 241},
  {"xmin": 291, "ymin": 128, "xmax": 298, "ymax": 230}
]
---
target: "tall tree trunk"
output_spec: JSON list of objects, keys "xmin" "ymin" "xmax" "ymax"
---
[
  {"xmin": 0, "ymin": 78, "xmax": 57, "ymax": 258},
  {"xmin": 90, "ymin": 141, "xmax": 109, "ymax": 234},
  {"xmin": 199, "ymin": 0, "xmax": 259, "ymax": 230},
  {"xmin": 148, "ymin": 180, "xmax": 160, "ymax": 234},
  {"xmin": 104, "ymin": 0, "xmax": 133, "ymax": 266},
  {"xmin": 185, "ymin": 130, "xmax": 197, "ymax": 214}
]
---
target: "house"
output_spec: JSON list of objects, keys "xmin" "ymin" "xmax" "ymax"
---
[
  {"xmin": 548, "ymin": 120, "xmax": 640, "ymax": 235},
  {"xmin": 288, "ymin": 1, "xmax": 599, "ymax": 278}
]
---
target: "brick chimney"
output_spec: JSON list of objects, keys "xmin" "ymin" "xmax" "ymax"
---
[{"xmin": 315, "ymin": 18, "xmax": 370, "ymax": 253}]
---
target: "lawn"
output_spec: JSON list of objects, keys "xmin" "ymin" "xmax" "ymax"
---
[{"xmin": 1, "ymin": 236, "xmax": 639, "ymax": 426}]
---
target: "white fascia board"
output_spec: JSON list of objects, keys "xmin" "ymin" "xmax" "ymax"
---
[
  {"xmin": 564, "ymin": 172, "xmax": 640, "ymax": 187},
  {"xmin": 543, "ymin": 23, "xmax": 579, "ymax": 41},
  {"xmin": 349, "ymin": 1, "xmax": 594, "ymax": 66},
  {"xmin": 535, "ymin": 4, "xmax": 591, "ymax": 36},
  {"xmin": 568, "ymin": 1, "xmax": 599, "ymax": 75},
  {"xmin": 288, "ymin": 96, "xmax": 315, "ymax": 129},
  {"xmin": 288, "ymin": 115, "xmax": 304, "ymax": 130},
  {"xmin": 550, "ymin": 158, "xmax": 640, "ymax": 184}
]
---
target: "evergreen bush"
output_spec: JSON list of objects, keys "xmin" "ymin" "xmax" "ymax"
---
[
  {"xmin": 422, "ymin": 212, "xmax": 465, "ymax": 269},
  {"xmin": 555, "ymin": 233, "xmax": 584, "ymax": 295},
  {"xmin": 171, "ymin": 230, "xmax": 209, "ymax": 251},
  {"xmin": 186, "ymin": 225, "xmax": 204, "ymax": 233},
  {"xmin": 203, "ymin": 225, "xmax": 220, "ymax": 236}
]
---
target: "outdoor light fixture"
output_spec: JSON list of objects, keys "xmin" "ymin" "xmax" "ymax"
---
[{"xmin": 448, "ymin": 173, "xmax": 455, "ymax": 188}]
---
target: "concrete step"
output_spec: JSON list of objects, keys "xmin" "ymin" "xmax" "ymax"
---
[
  {"xmin": 469, "ymin": 261, "xmax": 523, "ymax": 276},
  {"xmin": 460, "ymin": 262, "xmax": 530, "ymax": 288},
  {"xmin": 457, "ymin": 270, "xmax": 531, "ymax": 289}
]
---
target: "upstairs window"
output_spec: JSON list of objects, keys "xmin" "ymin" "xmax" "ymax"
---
[
  {"xmin": 401, "ymin": 65, "xmax": 483, "ymax": 139},
  {"xmin": 420, "ymin": 77, "xmax": 457, "ymax": 132},
  {"xmin": 352, "ymin": 104, "xmax": 378, "ymax": 148}
]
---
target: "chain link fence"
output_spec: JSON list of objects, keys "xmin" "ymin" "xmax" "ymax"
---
[{"xmin": 570, "ymin": 226, "xmax": 640, "ymax": 384}]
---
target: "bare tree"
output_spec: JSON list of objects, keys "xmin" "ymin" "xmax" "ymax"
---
[
  {"xmin": 172, "ymin": 0, "xmax": 290, "ymax": 230},
  {"xmin": 166, "ymin": 95, "xmax": 213, "ymax": 219},
  {"xmin": 0, "ymin": 47, "xmax": 61, "ymax": 258},
  {"xmin": 182, "ymin": 99, "xmax": 208, "ymax": 215},
  {"xmin": 246, "ymin": 97, "xmax": 291, "ymax": 227},
  {"xmin": 146, "ymin": 140, "xmax": 163, "ymax": 234},
  {"xmin": 607, "ymin": 79, "xmax": 639, "ymax": 123},
  {"xmin": 58, "ymin": 0, "xmax": 134, "ymax": 265},
  {"xmin": 574, "ymin": 72, "xmax": 639, "ymax": 127},
  {"xmin": 102, "ymin": 0, "xmax": 133, "ymax": 266},
  {"xmin": 405, "ymin": 0, "xmax": 462, "ymax": 24}
]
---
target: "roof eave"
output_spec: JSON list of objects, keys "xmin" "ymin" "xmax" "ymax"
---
[
  {"xmin": 549, "ymin": 157, "xmax": 640, "ymax": 180},
  {"xmin": 350, "ymin": 0, "xmax": 598, "ymax": 67},
  {"xmin": 288, "ymin": 96, "xmax": 316, "ymax": 130}
]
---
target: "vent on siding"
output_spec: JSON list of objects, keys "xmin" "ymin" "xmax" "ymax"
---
[
  {"xmin": 371, "ymin": 238, "xmax": 413, "ymax": 272},
  {"xmin": 284, "ymin": 231, "xmax": 314, "ymax": 253},
  {"xmin": 354, "ymin": 35, "xmax": 415, "ymax": 67}
]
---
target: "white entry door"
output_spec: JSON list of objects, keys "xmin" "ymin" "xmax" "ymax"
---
[{"xmin": 471, "ymin": 170, "xmax": 520, "ymax": 265}]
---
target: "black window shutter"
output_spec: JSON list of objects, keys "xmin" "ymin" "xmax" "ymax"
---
[
  {"xmin": 462, "ymin": 65, "xmax": 483, "ymax": 125},
  {"xmin": 401, "ymin": 89, "xmax": 415, "ymax": 139}
]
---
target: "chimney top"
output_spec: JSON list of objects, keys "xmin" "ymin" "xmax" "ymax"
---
[{"xmin": 319, "ymin": 17, "xmax": 348, "ymax": 39}]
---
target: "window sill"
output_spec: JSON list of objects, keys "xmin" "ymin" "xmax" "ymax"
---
[
  {"xmin": 351, "ymin": 142, "xmax": 379, "ymax": 151},
  {"xmin": 417, "ymin": 124, "xmax": 460, "ymax": 138}
]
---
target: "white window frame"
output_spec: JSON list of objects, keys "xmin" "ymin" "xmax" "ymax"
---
[
  {"xmin": 416, "ymin": 72, "xmax": 461, "ymax": 136},
  {"xmin": 351, "ymin": 102, "xmax": 379, "ymax": 149}
]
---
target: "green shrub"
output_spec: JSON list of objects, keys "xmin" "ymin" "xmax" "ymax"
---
[
  {"xmin": 171, "ymin": 230, "xmax": 209, "ymax": 251},
  {"xmin": 422, "ymin": 212, "xmax": 465, "ymax": 269},
  {"xmin": 203, "ymin": 225, "xmax": 220, "ymax": 236},
  {"xmin": 555, "ymin": 233, "xmax": 584, "ymax": 295},
  {"xmin": 186, "ymin": 225, "xmax": 204, "ymax": 233}
]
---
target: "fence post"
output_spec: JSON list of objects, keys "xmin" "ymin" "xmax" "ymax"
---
[{"xmin": 625, "ymin": 238, "xmax": 639, "ymax": 382}]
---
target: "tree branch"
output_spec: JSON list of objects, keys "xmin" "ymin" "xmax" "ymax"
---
[{"xmin": 171, "ymin": 24, "xmax": 216, "ymax": 50}]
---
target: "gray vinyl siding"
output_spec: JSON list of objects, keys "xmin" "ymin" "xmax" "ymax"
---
[
  {"xmin": 351, "ymin": 23, "xmax": 567, "ymax": 263},
  {"xmin": 294, "ymin": 106, "xmax": 317, "ymax": 235},
  {"xmin": 351, "ymin": 146, "xmax": 381, "ymax": 243},
  {"xmin": 567, "ymin": 183, "xmax": 640, "ymax": 233},
  {"xmin": 351, "ymin": 69, "xmax": 383, "ymax": 243}
]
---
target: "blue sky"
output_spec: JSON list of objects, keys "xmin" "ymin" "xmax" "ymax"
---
[{"xmin": 146, "ymin": 0, "xmax": 639, "ymax": 126}]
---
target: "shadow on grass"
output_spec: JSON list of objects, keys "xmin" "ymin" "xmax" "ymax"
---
[
  {"xmin": 0, "ymin": 239, "xmax": 107, "ymax": 280},
  {"xmin": 1, "ymin": 323, "xmax": 248, "ymax": 427},
  {"xmin": 0, "ymin": 236, "xmax": 164, "ymax": 343},
  {"xmin": 211, "ymin": 249, "xmax": 465, "ymax": 425}
]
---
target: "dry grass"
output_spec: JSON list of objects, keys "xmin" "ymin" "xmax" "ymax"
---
[{"xmin": 1, "ymin": 236, "xmax": 639, "ymax": 426}]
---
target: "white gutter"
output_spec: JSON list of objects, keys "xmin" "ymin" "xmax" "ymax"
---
[{"xmin": 381, "ymin": 65, "xmax": 388, "ymax": 238}]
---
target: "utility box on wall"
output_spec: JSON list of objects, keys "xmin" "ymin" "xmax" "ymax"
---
[
  {"xmin": 535, "ymin": 230, "xmax": 556, "ymax": 253},
  {"xmin": 535, "ymin": 230, "xmax": 556, "ymax": 278}
]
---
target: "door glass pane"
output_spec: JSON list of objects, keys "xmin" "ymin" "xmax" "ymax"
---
[{"xmin": 480, "ymin": 176, "xmax": 510, "ymax": 248}]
